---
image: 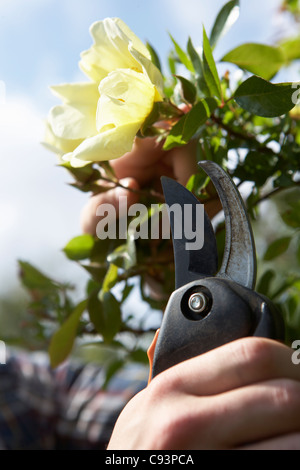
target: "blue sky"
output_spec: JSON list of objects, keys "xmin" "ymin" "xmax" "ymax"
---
[
  {"xmin": 0, "ymin": 0, "xmax": 289, "ymax": 108},
  {"xmin": 0, "ymin": 0, "xmax": 295, "ymax": 296}
]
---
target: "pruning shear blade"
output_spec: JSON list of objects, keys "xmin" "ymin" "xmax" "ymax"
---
[{"xmin": 161, "ymin": 160, "xmax": 256, "ymax": 290}]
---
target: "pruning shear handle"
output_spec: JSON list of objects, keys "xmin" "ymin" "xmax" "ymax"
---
[{"xmin": 148, "ymin": 161, "xmax": 284, "ymax": 380}]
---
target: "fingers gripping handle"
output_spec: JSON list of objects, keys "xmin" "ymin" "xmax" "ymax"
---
[{"xmin": 147, "ymin": 278, "xmax": 284, "ymax": 381}]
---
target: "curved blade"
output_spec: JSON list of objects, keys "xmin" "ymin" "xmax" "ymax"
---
[
  {"xmin": 198, "ymin": 161, "xmax": 256, "ymax": 290},
  {"xmin": 161, "ymin": 176, "xmax": 218, "ymax": 290}
]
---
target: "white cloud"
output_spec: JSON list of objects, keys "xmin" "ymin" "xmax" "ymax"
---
[
  {"xmin": 163, "ymin": 0, "xmax": 223, "ymax": 28},
  {"xmin": 0, "ymin": 95, "xmax": 88, "ymax": 295}
]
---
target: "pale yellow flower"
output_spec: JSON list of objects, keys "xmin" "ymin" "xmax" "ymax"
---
[
  {"xmin": 43, "ymin": 121, "xmax": 83, "ymax": 162},
  {"xmin": 49, "ymin": 82, "xmax": 99, "ymax": 140},
  {"xmin": 79, "ymin": 18, "xmax": 152, "ymax": 82},
  {"xmin": 45, "ymin": 18, "xmax": 164, "ymax": 167}
]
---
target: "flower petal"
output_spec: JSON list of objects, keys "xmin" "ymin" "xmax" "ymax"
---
[
  {"xmin": 112, "ymin": 18, "xmax": 151, "ymax": 60},
  {"xmin": 65, "ymin": 121, "xmax": 141, "ymax": 167},
  {"xmin": 43, "ymin": 121, "xmax": 83, "ymax": 159},
  {"xmin": 49, "ymin": 103, "xmax": 98, "ymax": 140},
  {"xmin": 79, "ymin": 48, "xmax": 108, "ymax": 82},
  {"xmin": 48, "ymin": 82, "xmax": 99, "ymax": 140},
  {"xmin": 96, "ymin": 68, "xmax": 156, "ymax": 132},
  {"xmin": 47, "ymin": 18, "xmax": 164, "ymax": 166},
  {"xmin": 129, "ymin": 45, "xmax": 164, "ymax": 100},
  {"xmin": 79, "ymin": 18, "xmax": 150, "ymax": 82},
  {"xmin": 50, "ymin": 82, "xmax": 99, "ymax": 104}
]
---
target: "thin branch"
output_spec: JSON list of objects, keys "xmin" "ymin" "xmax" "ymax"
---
[
  {"xmin": 211, "ymin": 114, "xmax": 256, "ymax": 142},
  {"xmin": 97, "ymin": 175, "xmax": 165, "ymax": 202},
  {"xmin": 211, "ymin": 114, "xmax": 283, "ymax": 159},
  {"xmin": 254, "ymin": 181, "xmax": 300, "ymax": 207}
]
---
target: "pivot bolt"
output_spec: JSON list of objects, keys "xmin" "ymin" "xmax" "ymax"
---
[{"xmin": 188, "ymin": 292, "xmax": 208, "ymax": 314}]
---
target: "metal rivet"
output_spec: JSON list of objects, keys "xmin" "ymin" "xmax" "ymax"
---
[{"xmin": 188, "ymin": 292, "xmax": 208, "ymax": 313}]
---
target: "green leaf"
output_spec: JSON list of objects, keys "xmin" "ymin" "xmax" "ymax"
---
[
  {"xmin": 139, "ymin": 103, "xmax": 160, "ymax": 137},
  {"xmin": 49, "ymin": 300, "xmax": 87, "ymax": 368},
  {"xmin": 281, "ymin": 207, "xmax": 300, "ymax": 229},
  {"xmin": 140, "ymin": 101, "xmax": 184, "ymax": 137},
  {"xmin": 256, "ymin": 269, "xmax": 276, "ymax": 296},
  {"xmin": 222, "ymin": 43, "xmax": 285, "ymax": 80},
  {"xmin": 182, "ymin": 100, "xmax": 210, "ymax": 141},
  {"xmin": 18, "ymin": 261, "xmax": 61, "ymax": 292},
  {"xmin": 272, "ymin": 275, "xmax": 300, "ymax": 299},
  {"xmin": 107, "ymin": 245, "xmax": 130, "ymax": 269},
  {"xmin": 146, "ymin": 41, "xmax": 162, "ymax": 72},
  {"xmin": 210, "ymin": 0, "xmax": 240, "ymax": 49},
  {"xmin": 163, "ymin": 101, "xmax": 209, "ymax": 150},
  {"xmin": 128, "ymin": 348, "xmax": 148, "ymax": 365},
  {"xmin": 101, "ymin": 292, "xmax": 122, "ymax": 342},
  {"xmin": 297, "ymin": 237, "xmax": 300, "ymax": 265},
  {"xmin": 273, "ymin": 172, "xmax": 295, "ymax": 188},
  {"xmin": 168, "ymin": 50, "xmax": 177, "ymax": 75},
  {"xmin": 63, "ymin": 234, "xmax": 95, "ymax": 261},
  {"xmin": 163, "ymin": 114, "xmax": 187, "ymax": 150},
  {"xmin": 187, "ymin": 37, "xmax": 203, "ymax": 75},
  {"xmin": 187, "ymin": 37, "xmax": 210, "ymax": 96},
  {"xmin": 80, "ymin": 263, "xmax": 107, "ymax": 284},
  {"xmin": 279, "ymin": 36, "xmax": 300, "ymax": 63},
  {"xmin": 203, "ymin": 97, "xmax": 219, "ymax": 114},
  {"xmin": 59, "ymin": 162, "xmax": 100, "ymax": 184},
  {"xmin": 87, "ymin": 290, "xmax": 122, "ymax": 343},
  {"xmin": 283, "ymin": 189, "xmax": 300, "ymax": 208},
  {"xmin": 234, "ymin": 76, "xmax": 299, "ymax": 117},
  {"xmin": 100, "ymin": 263, "xmax": 119, "ymax": 298},
  {"xmin": 87, "ymin": 289, "xmax": 105, "ymax": 334},
  {"xmin": 263, "ymin": 237, "xmax": 292, "ymax": 261},
  {"xmin": 202, "ymin": 26, "xmax": 222, "ymax": 99},
  {"xmin": 107, "ymin": 235, "xmax": 137, "ymax": 270},
  {"xmin": 186, "ymin": 173, "xmax": 209, "ymax": 196},
  {"xmin": 90, "ymin": 238, "xmax": 115, "ymax": 264},
  {"xmin": 169, "ymin": 33, "xmax": 194, "ymax": 72},
  {"xmin": 174, "ymin": 75, "xmax": 197, "ymax": 104},
  {"xmin": 100, "ymin": 161, "xmax": 116, "ymax": 180},
  {"xmin": 234, "ymin": 151, "xmax": 278, "ymax": 186},
  {"xmin": 121, "ymin": 282, "xmax": 134, "ymax": 302}
]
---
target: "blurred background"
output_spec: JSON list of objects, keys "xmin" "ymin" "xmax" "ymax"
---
[{"xmin": 0, "ymin": 0, "xmax": 298, "ymax": 339}]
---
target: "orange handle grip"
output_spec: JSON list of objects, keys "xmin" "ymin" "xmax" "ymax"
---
[{"xmin": 147, "ymin": 329, "xmax": 160, "ymax": 384}]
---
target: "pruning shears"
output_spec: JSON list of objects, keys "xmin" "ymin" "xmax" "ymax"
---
[{"xmin": 148, "ymin": 160, "xmax": 284, "ymax": 380}]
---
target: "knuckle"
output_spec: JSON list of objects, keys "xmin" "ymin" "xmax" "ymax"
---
[
  {"xmin": 147, "ymin": 401, "xmax": 208, "ymax": 450},
  {"xmin": 149, "ymin": 366, "xmax": 184, "ymax": 396},
  {"xmin": 231, "ymin": 337, "xmax": 276, "ymax": 375},
  {"xmin": 271, "ymin": 379, "xmax": 300, "ymax": 411},
  {"xmin": 146, "ymin": 372, "xmax": 176, "ymax": 404},
  {"xmin": 146, "ymin": 374, "xmax": 207, "ymax": 449}
]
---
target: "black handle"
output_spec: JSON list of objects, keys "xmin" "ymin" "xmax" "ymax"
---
[{"xmin": 151, "ymin": 278, "xmax": 284, "ymax": 378}]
